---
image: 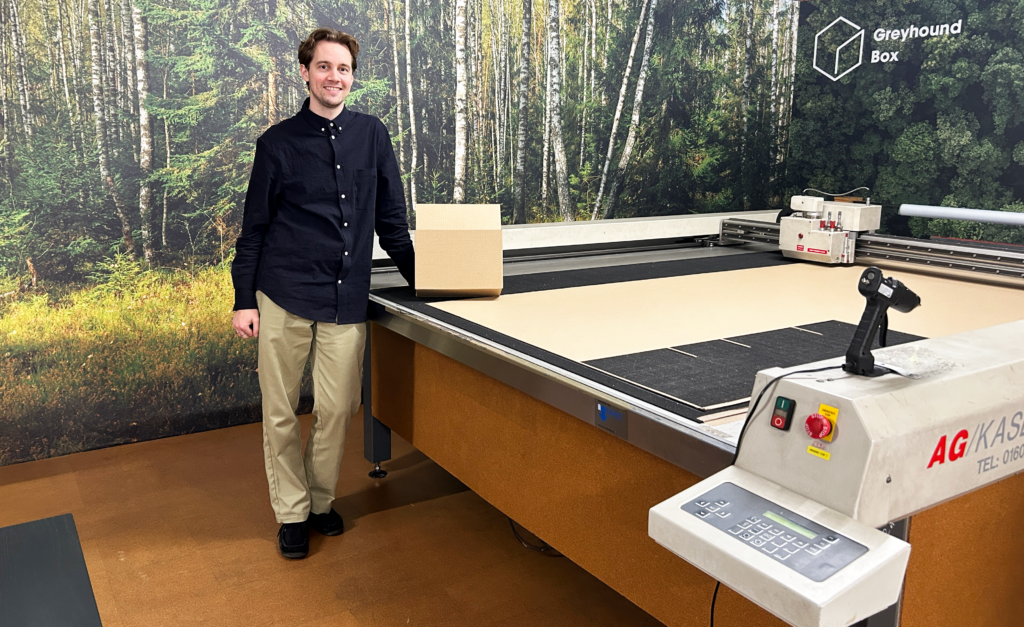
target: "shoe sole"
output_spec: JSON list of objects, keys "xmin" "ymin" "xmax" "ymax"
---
[
  {"xmin": 315, "ymin": 527, "xmax": 343, "ymax": 537},
  {"xmin": 280, "ymin": 548, "xmax": 308, "ymax": 559}
]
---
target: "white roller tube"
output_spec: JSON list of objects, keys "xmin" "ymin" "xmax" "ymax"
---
[{"xmin": 900, "ymin": 204, "xmax": 1024, "ymax": 227}]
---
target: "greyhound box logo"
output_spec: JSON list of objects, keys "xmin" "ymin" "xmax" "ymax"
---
[{"xmin": 814, "ymin": 17, "xmax": 865, "ymax": 81}]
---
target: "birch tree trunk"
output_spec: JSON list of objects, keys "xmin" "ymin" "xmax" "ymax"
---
[
  {"xmin": 9, "ymin": 0, "xmax": 32, "ymax": 137},
  {"xmin": 89, "ymin": 0, "xmax": 135, "ymax": 256},
  {"xmin": 603, "ymin": 0, "xmax": 658, "ymax": 219},
  {"xmin": 452, "ymin": 0, "xmax": 468, "ymax": 202},
  {"xmin": 740, "ymin": 0, "xmax": 754, "ymax": 208},
  {"xmin": 103, "ymin": 0, "xmax": 122, "ymax": 151},
  {"xmin": 782, "ymin": 2, "xmax": 799, "ymax": 163},
  {"xmin": 38, "ymin": 0, "xmax": 57, "ymax": 95},
  {"xmin": 541, "ymin": 47, "xmax": 551, "ymax": 216},
  {"xmin": 0, "ymin": 6, "xmax": 10, "ymax": 179},
  {"xmin": 55, "ymin": 0, "xmax": 76, "ymax": 129},
  {"xmin": 513, "ymin": 0, "xmax": 531, "ymax": 224},
  {"xmin": 404, "ymin": 0, "xmax": 419, "ymax": 212},
  {"xmin": 591, "ymin": 0, "xmax": 649, "ymax": 219},
  {"xmin": 267, "ymin": 69, "xmax": 277, "ymax": 124},
  {"xmin": 132, "ymin": 0, "xmax": 154, "ymax": 262},
  {"xmin": 547, "ymin": 0, "xmax": 573, "ymax": 221},
  {"xmin": 768, "ymin": 0, "xmax": 780, "ymax": 125},
  {"xmin": 163, "ymin": 64, "xmax": 170, "ymax": 248},
  {"xmin": 120, "ymin": 0, "xmax": 138, "ymax": 157},
  {"xmin": 386, "ymin": 0, "xmax": 406, "ymax": 175}
]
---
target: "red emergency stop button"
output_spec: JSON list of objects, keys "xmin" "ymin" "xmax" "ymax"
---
[{"xmin": 805, "ymin": 413, "xmax": 832, "ymax": 439}]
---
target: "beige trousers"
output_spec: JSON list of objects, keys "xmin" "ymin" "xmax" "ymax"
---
[{"xmin": 256, "ymin": 291, "xmax": 366, "ymax": 523}]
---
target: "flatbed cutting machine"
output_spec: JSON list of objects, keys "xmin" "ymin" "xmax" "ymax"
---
[{"xmin": 651, "ymin": 205, "xmax": 1024, "ymax": 627}]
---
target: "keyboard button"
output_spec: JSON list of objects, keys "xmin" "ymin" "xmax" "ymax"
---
[
  {"xmin": 695, "ymin": 500, "xmax": 710, "ymax": 508},
  {"xmin": 740, "ymin": 531, "xmax": 754, "ymax": 540},
  {"xmin": 762, "ymin": 545, "xmax": 778, "ymax": 554},
  {"xmin": 706, "ymin": 506, "xmax": 720, "ymax": 513},
  {"xmin": 782, "ymin": 534, "xmax": 796, "ymax": 542},
  {"xmin": 695, "ymin": 510, "xmax": 710, "ymax": 518},
  {"xmin": 715, "ymin": 500, "xmax": 729, "ymax": 507},
  {"xmin": 751, "ymin": 539, "xmax": 767, "ymax": 547},
  {"xmin": 774, "ymin": 552, "xmax": 791, "ymax": 561}
]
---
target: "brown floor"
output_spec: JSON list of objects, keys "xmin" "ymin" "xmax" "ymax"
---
[{"xmin": 0, "ymin": 413, "xmax": 666, "ymax": 627}]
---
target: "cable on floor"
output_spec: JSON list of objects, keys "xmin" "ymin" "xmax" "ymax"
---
[
  {"xmin": 508, "ymin": 517, "xmax": 562, "ymax": 556},
  {"xmin": 710, "ymin": 581, "xmax": 721, "ymax": 626}
]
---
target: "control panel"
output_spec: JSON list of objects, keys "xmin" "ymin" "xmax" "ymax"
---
[
  {"xmin": 650, "ymin": 466, "xmax": 910, "ymax": 627},
  {"xmin": 682, "ymin": 482, "xmax": 867, "ymax": 582}
]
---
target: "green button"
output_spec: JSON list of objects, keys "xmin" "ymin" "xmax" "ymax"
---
[{"xmin": 775, "ymin": 397, "xmax": 793, "ymax": 411}]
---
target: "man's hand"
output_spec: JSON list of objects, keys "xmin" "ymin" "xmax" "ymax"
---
[{"xmin": 233, "ymin": 309, "xmax": 260, "ymax": 339}]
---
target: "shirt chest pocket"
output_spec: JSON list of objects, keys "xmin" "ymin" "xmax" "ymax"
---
[{"xmin": 354, "ymin": 168, "xmax": 376, "ymax": 210}]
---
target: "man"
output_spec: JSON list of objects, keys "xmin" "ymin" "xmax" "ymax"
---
[{"xmin": 231, "ymin": 28, "xmax": 414, "ymax": 559}]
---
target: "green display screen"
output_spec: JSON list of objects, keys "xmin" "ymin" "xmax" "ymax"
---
[{"xmin": 763, "ymin": 511, "xmax": 818, "ymax": 539}]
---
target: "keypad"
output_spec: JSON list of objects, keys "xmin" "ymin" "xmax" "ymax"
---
[{"xmin": 680, "ymin": 482, "xmax": 868, "ymax": 582}]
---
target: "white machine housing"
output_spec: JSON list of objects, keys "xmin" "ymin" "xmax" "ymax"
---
[
  {"xmin": 739, "ymin": 318, "xmax": 1024, "ymax": 527},
  {"xmin": 780, "ymin": 196, "xmax": 881, "ymax": 265},
  {"xmin": 650, "ymin": 319, "xmax": 1024, "ymax": 627}
]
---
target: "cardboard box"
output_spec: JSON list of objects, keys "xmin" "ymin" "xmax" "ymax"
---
[{"xmin": 415, "ymin": 204, "xmax": 503, "ymax": 297}]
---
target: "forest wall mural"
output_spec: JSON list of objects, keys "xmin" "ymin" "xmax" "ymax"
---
[{"xmin": 1, "ymin": 0, "xmax": 1020, "ymax": 465}]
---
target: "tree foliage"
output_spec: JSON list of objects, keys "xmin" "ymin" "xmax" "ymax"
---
[{"xmin": 787, "ymin": 1, "xmax": 1024, "ymax": 242}]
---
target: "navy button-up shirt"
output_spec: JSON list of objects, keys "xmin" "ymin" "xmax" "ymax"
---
[{"xmin": 231, "ymin": 99, "xmax": 415, "ymax": 323}]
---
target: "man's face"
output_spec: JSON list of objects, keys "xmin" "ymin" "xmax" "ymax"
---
[{"xmin": 300, "ymin": 41, "xmax": 354, "ymax": 117}]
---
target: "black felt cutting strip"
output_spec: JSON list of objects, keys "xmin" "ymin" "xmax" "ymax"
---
[
  {"xmin": 373, "ymin": 249, "xmax": 795, "ymax": 306},
  {"xmin": 370, "ymin": 251, "xmax": 799, "ymax": 421},
  {"xmin": 585, "ymin": 322, "xmax": 924, "ymax": 410}
]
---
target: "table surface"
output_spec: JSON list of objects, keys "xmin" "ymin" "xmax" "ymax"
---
[{"xmin": 371, "ymin": 246, "xmax": 1024, "ymax": 429}]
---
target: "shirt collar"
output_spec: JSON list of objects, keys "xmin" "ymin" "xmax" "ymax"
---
[{"xmin": 298, "ymin": 97, "xmax": 353, "ymax": 131}]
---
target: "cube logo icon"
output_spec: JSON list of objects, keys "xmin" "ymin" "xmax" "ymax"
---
[{"xmin": 813, "ymin": 17, "xmax": 865, "ymax": 81}]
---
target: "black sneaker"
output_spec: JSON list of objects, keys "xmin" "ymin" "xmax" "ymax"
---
[
  {"xmin": 278, "ymin": 522, "xmax": 309, "ymax": 559},
  {"xmin": 308, "ymin": 508, "xmax": 345, "ymax": 536}
]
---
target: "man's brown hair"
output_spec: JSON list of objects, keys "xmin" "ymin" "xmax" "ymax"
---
[{"xmin": 298, "ymin": 28, "xmax": 359, "ymax": 72}]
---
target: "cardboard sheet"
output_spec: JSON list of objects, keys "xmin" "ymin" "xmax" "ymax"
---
[{"xmin": 430, "ymin": 263, "xmax": 1024, "ymax": 362}]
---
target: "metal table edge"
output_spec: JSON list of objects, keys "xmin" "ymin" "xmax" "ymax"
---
[{"xmin": 367, "ymin": 295, "xmax": 736, "ymax": 478}]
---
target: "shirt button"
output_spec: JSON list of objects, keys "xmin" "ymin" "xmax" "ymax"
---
[
  {"xmin": 321, "ymin": 128, "xmax": 325, "ymax": 131},
  {"xmin": 344, "ymin": 251, "xmax": 349, "ymax": 256},
  {"xmin": 331, "ymin": 135, "xmax": 335, "ymax": 139},
  {"xmin": 336, "ymin": 165, "xmax": 340, "ymax": 169},
  {"xmin": 344, "ymin": 222, "xmax": 348, "ymax": 227},
  {"xmin": 341, "ymin": 194, "xmax": 346, "ymax": 199},
  {"xmin": 337, "ymin": 280, "xmax": 342, "ymax": 284}
]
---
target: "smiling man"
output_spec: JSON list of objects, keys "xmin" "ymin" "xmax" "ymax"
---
[{"xmin": 230, "ymin": 28, "xmax": 415, "ymax": 559}]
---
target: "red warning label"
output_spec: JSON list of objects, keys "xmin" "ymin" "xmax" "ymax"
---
[{"xmin": 808, "ymin": 248, "xmax": 828, "ymax": 255}]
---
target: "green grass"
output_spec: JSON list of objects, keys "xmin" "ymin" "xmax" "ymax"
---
[{"xmin": 0, "ymin": 260, "xmax": 304, "ymax": 466}]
